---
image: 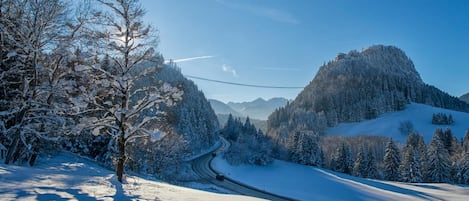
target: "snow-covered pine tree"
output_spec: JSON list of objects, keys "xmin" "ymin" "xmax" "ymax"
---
[
  {"xmin": 366, "ymin": 147, "xmax": 379, "ymax": 179},
  {"xmin": 426, "ymin": 128, "xmax": 451, "ymax": 183},
  {"xmin": 75, "ymin": 0, "xmax": 183, "ymax": 183},
  {"xmin": 243, "ymin": 117, "xmax": 257, "ymax": 136},
  {"xmin": 442, "ymin": 128, "xmax": 455, "ymax": 155},
  {"xmin": 383, "ymin": 139, "xmax": 400, "ymax": 181},
  {"xmin": 296, "ymin": 131, "xmax": 322, "ymax": 166},
  {"xmin": 223, "ymin": 116, "xmax": 273, "ymax": 166},
  {"xmin": 463, "ymin": 130, "xmax": 469, "ymax": 153},
  {"xmin": 334, "ymin": 143, "xmax": 352, "ymax": 174},
  {"xmin": 353, "ymin": 149, "xmax": 368, "ymax": 178},
  {"xmin": 400, "ymin": 146, "xmax": 423, "ymax": 183},
  {"xmin": 459, "ymin": 152, "xmax": 469, "ymax": 184},
  {"xmin": 400, "ymin": 132, "xmax": 425, "ymax": 183}
]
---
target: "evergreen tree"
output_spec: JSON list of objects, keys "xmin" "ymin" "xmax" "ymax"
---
[
  {"xmin": 353, "ymin": 149, "xmax": 367, "ymax": 178},
  {"xmin": 463, "ymin": 130, "xmax": 469, "ymax": 153},
  {"xmin": 334, "ymin": 143, "xmax": 352, "ymax": 174},
  {"xmin": 443, "ymin": 128, "xmax": 455, "ymax": 155},
  {"xmin": 400, "ymin": 147, "xmax": 423, "ymax": 183},
  {"xmin": 459, "ymin": 152, "xmax": 469, "ymax": 184},
  {"xmin": 426, "ymin": 128, "xmax": 451, "ymax": 183},
  {"xmin": 383, "ymin": 140, "xmax": 400, "ymax": 181},
  {"xmin": 400, "ymin": 133, "xmax": 425, "ymax": 182},
  {"xmin": 366, "ymin": 148, "xmax": 379, "ymax": 179},
  {"xmin": 297, "ymin": 131, "xmax": 322, "ymax": 166}
]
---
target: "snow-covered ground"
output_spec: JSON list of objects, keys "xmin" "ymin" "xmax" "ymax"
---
[
  {"xmin": 0, "ymin": 153, "xmax": 263, "ymax": 201},
  {"xmin": 213, "ymin": 157, "xmax": 469, "ymax": 201},
  {"xmin": 326, "ymin": 103, "xmax": 469, "ymax": 143}
]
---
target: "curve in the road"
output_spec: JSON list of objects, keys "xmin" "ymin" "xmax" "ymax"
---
[{"xmin": 191, "ymin": 138, "xmax": 297, "ymax": 201}]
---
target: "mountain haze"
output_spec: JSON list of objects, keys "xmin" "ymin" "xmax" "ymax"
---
[
  {"xmin": 208, "ymin": 99, "xmax": 241, "ymax": 117},
  {"xmin": 210, "ymin": 98, "xmax": 288, "ymax": 120}
]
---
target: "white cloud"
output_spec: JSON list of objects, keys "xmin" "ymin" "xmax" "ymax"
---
[
  {"xmin": 164, "ymin": 55, "xmax": 214, "ymax": 64},
  {"xmin": 222, "ymin": 64, "xmax": 238, "ymax": 77},
  {"xmin": 216, "ymin": 0, "xmax": 299, "ymax": 24}
]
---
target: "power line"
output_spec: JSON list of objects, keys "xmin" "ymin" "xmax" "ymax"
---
[{"xmin": 184, "ymin": 75, "xmax": 304, "ymax": 89}]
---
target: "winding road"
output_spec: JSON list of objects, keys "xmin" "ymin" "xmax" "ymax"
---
[{"xmin": 191, "ymin": 137, "xmax": 295, "ymax": 201}]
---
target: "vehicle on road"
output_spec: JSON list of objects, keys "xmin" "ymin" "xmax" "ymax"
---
[{"xmin": 216, "ymin": 173, "xmax": 225, "ymax": 181}]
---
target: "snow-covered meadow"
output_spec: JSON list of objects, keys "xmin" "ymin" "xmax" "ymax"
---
[
  {"xmin": 0, "ymin": 153, "xmax": 263, "ymax": 201},
  {"xmin": 327, "ymin": 103, "xmax": 469, "ymax": 143},
  {"xmin": 213, "ymin": 157, "xmax": 469, "ymax": 201}
]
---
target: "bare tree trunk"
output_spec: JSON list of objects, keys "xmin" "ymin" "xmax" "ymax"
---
[
  {"xmin": 116, "ymin": 110, "xmax": 126, "ymax": 183},
  {"xmin": 4, "ymin": 135, "xmax": 19, "ymax": 164},
  {"xmin": 116, "ymin": 132, "xmax": 125, "ymax": 182}
]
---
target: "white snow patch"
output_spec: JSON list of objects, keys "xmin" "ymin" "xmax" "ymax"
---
[
  {"xmin": 213, "ymin": 157, "xmax": 469, "ymax": 201},
  {"xmin": 0, "ymin": 153, "xmax": 263, "ymax": 201},
  {"xmin": 326, "ymin": 103, "xmax": 469, "ymax": 143}
]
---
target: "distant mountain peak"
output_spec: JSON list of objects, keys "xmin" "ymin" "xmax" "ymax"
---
[{"xmin": 210, "ymin": 97, "xmax": 288, "ymax": 120}]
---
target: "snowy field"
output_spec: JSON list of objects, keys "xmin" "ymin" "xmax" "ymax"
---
[
  {"xmin": 326, "ymin": 103, "xmax": 469, "ymax": 143},
  {"xmin": 0, "ymin": 153, "xmax": 263, "ymax": 201},
  {"xmin": 213, "ymin": 157, "xmax": 469, "ymax": 201}
]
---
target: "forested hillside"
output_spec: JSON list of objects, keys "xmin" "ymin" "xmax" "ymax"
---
[
  {"xmin": 268, "ymin": 45, "xmax": 468, "ymax": 142},
  {"xmin": 461, "ymin": 93, "xmax": 469, "ymax": 104},
  {"xmin": 264, "ymin": 45, "xmax": 469, "ymax": 185}
]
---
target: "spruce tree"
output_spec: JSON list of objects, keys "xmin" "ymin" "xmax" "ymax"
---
[
  {"xmin": 426, "ymin": 128, "xmax": 451, "ymax": 183},
  {"xmin": 366, "ymin": 148, "xmax": 379, "ymax": 179},
  {"xmin": 353, "ymin": 150, "xmax": 367, "ymax": 178},
  {"xmin": 383, "ymin": 140, "xmax": 400, "ymax": 181},
  {"xmin": 463, "ymin": 130, "xmax": 469, "ymax": 153},
  {"xmin": 459, "ymin": 152, "xmax": 469, "ymax": 184},
  {"xmin": 400, "ymin": 147, "xmax": 423, "ymax": 183},
  {"xmin": 335, "ymin": 143, "xmax": 352, "ymax": 174}
]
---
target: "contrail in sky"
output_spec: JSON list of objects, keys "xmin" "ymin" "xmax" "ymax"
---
[{"xmin": 165, "ymin": 55, "xmax": 214, "ymax": 63}]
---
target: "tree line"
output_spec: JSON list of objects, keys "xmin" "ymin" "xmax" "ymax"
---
[{"xmin": 281, "ymin": 128, "xmax": 469, "ymax": 184}]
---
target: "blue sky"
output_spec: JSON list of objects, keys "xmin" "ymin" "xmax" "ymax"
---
[{"xmin": 141, "ymin": 0, "xmax": 469, "ymax": 103}]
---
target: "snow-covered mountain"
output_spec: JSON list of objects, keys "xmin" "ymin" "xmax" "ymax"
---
[
  {"xmin": 228, "ymin": 98, "xmax": 289, "ymax": 120},
  {"xmin": 267, "ymin": 45, "xmax": 469, "ymax": 141},
  {"xmin": 461, "ymin": 92, "xmax": 469, "ymax": 104},
  {"xmin": 209, "ymin": 98, "xmax": 288, "ymax": 120},
  {"xmin": 208, "ymin": 99, "xmax": 242, "ymax": 117}
]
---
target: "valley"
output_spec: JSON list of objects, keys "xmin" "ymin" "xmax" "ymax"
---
[{"xmin": 1, "ymin": 0, "xmax": 469, "ymax": 200}]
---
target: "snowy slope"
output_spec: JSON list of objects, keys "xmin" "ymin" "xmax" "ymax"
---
[
  {"xmin": 213, "ymin": 157, "xmax": 469, "ymax": 201},
  {"xmin": 0, "ymin": 153, "xmax": 263, "ymax": 201},
  {"xmin": 326, "ymin": 103, "xmax": 469, "ymax": 143}
]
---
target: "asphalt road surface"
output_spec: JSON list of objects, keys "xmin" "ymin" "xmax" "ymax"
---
[{"xmin": 191, "ymin": 138, "xmax": 295, "ymax": 201}]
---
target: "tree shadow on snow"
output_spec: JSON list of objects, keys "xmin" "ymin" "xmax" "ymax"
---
[
  {"xmin": 110, "ymin": 175, "xmax": 144, "ymax": 201},
  {"xmin": 408, "ymin": 184, "xmax": 442, "ymax": 190},
  {"xmin": 12, "ymin": 186, "xmax": 99, "ymax": 201},
  {"xmin": 317, "ymin": 169, "xmax": 440, "ymax": 200}
]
